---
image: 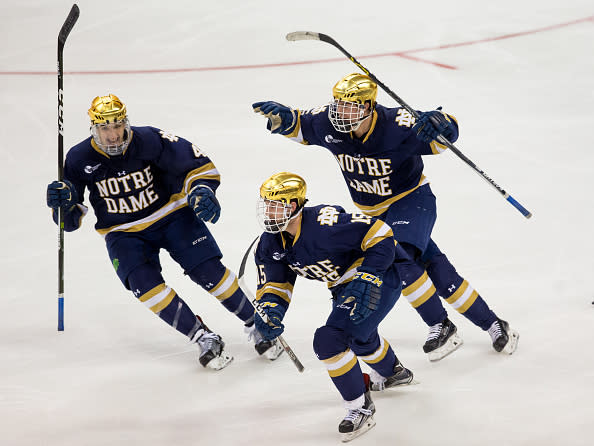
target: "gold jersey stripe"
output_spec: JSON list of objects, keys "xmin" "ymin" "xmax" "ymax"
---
[
  {"xmin": 361, "ymin": 220, "xmax": 393, "ymax": 252},
  {"xmin": 360, "ymin": 111, "xmax": 378, "ymax": 144},
  {"xmin": 284, "ymin": 111, "xmax": 302, "ymax": 140},
  {"xmin": 184, "ymin": 163, "xmax": 221, "ymax": 194},
  {"xmin": 327, "ymin": 257, "xmax": 364, "ymax": 288},
  {"xmin": 354, "ymin": 176, "xmax": 429, "ymax": 217},
  {"xmin": 96, "ymin": 191, "xmax": 187, "ymax": 236},
  {"xmin": 256, "ymin": 282, "xmax": 293, "ymax": 304}
]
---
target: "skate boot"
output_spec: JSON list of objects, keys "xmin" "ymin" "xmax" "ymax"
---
[
  {"xmin": 339, "ymin": 390, "xmax": 376, "ymax": 442},
  {"xmin": 488, "ymin": 318, "xmax": 519, "ymax": 354},
  {"xmin": 245, "ymin": 324, "xmax": 284, "ymax": 360},
  {"xmin": 366, "ymin": 361, "xmax": 414, "ymax": 391},
  {"xmin": 423, "ymin": 317, "xmax": 463, "ymax": 361},
  {"xmin": 191, "ymin": 317, "xmax": 233, "ymax": 370}
]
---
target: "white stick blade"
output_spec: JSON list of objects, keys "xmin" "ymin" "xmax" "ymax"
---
[{"xmin": 286, "ymin": 31, "xmax": 321, "ymax": 42}]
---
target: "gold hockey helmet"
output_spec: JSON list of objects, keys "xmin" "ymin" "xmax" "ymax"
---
[
  {"xmin": 88, "ymin": 94, "xmax": 132, "ymax": 156},
  {"xmin": 88, "ymin": 94, "xmax": 128, "ymax": 125},
  {"xmin": 258, "ymin": 172, "xmax": 307, "ymax": 233},
  {"xmin": 332, "ymin": 73, "xmax": 377, "ymax": 105},
  {"xmin": 260, "ymin": 172, "xmax": 307, "ymax": 206}
]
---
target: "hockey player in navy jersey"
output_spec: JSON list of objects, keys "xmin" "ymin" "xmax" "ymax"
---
[
  {"xmin": 46, "ymin": 94, "xmax": 283, "ymax": 370},
  {"xmin": 253, "ymin": 73, "xmax": 519, "ymax": 360},
  {"xmin": 253, "ymin": 172, "xmax": 413, "ymax": 442}
]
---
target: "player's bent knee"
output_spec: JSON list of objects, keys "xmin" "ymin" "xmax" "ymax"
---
[
  {"xmin": 187, "ymin": 257, "xmax": 226, "ymax": 289},
  {"xmin": 313, "ymin": 325, "xmax": 348, "ymax": 360}
]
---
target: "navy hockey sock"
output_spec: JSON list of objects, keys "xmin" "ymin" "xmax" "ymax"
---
[
  {"xmin": 426, "ymin": 253, "xmax": 497, "ymax": 330},
  {"xmin": 188, "ymin": 258, "xmax": 255, "ymax": 324},
  {"xmin": 355, "ymin": 337, "xmax": 397, "ymax": 379},
  {"xmin": 314, "ymin": 325, "xmax": 367, "ymax": 402},
  {"xmin": 128, "ymin": 263, "xmax": 203, "ymax": 338}
]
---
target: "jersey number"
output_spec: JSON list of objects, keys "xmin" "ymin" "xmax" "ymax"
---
[{"xmin": 256, "ymin": 265, "xmax": 266, "ymax": 285}]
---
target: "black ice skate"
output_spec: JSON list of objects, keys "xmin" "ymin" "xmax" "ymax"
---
[
  {"xmin": 488, "ymin": 318, "xmax": 519, "ymax": 354},
  {"xmin": 245, "ymin": 324, "xmax": 284, "ymax": 360},
  {"xmin": 366, "ymin": 362, "xmax": 414, "ymax": 391},
  {"xmin": 192, "ymin": 317, "xmax": 233, "ymax": 370},
  {"xmin": 339, "ymin": 391, "xmax": 376, "ymax": 442},
  {"xmin": 423, "ymin": 317, "xmax": 463, "ymax": 361}
]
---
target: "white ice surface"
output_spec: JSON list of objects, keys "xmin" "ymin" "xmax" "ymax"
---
[{"xmin": 1, "ymin": 1, "xmax": 593, "ymax": 445}]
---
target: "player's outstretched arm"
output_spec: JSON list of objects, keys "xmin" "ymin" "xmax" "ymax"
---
[
  {"xmin": 412, "ymin": 106, "xmax": 458, "ymax": 144},
  {"xmin": 252, "ymin": 101, "xmax": 299, "ymax": 135}
]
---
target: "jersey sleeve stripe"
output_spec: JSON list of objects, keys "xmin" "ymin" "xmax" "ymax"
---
[
  {"xmin": 327, "ymin": 257, "xmax": 364, "ymax": 288},
  {"xmin": 256, "ymin": 282, "xmax": 293, "ymax": 304},
  {"xmin": 184, "ymin": 163, "xmax": 221, "ymax": 193},
  {"xmin": 361, "ymin": 220, "xmax": 394, "ymax": 251}
]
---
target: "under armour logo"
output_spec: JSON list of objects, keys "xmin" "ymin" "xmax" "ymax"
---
[
  {"xmin": 117, "ymin": 170, "xmax": 127, "ymax": 176},
  {"xmin": 448, "ymin": 284, "xmax": 457, "ymax": 293},
  {"xmin": 134, "ymin": 289, "xmax": 141, "ymax": 297}
]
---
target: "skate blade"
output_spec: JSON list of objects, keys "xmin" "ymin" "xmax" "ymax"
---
[
  {"xmin": 263, "ymin": 343, "xmax": 284, "ymax": 361},
  {"xmin": 205, "ymin": 351, "xmax": 234, "ymax": 371},
  {"xmin": 502, "ymin": 330, "xmax": 519, "ymax": 355},
  {"xmin": 428, "ymin": 333, "xmax": 464, "ymax": 362},
  {"xmin": 340, "ymin": 417, "xmax": 376, "ymax": 443}
]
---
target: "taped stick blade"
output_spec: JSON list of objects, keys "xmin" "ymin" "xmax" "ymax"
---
[{"xmin": 286, "ymin": 31, "xmax": 321, "ymax": 42}]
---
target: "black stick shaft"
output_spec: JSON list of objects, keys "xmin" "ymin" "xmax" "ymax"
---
[
  {"xmin": 57, "ymin": 4, "xmax": 79, "ymax": 331},
  {"xmin": 286, "ymin": 31, "xmax": 532, "ymax": 219},
  {"xmin": 238, "ymin": 237, "xmax": 305, "ymax": 373}
]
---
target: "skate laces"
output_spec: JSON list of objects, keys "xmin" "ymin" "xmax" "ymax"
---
[
  {"xmin": 426, "ymin": 322, "xmax": 444, "ymax": 341},
  {"xmin": 244, "ymin": 324, "xmax": 264, "ymax": 344},
  {"xmin": 197, "ymin": 332, "xmax": 221, "ymax": 354},
  {"xmin": 344, "ymin": 407, "xmax": 372, "ymax": 423},
  {"xmin": 488, "ymin": 321, "xmax": 503, "ymax": 342}
]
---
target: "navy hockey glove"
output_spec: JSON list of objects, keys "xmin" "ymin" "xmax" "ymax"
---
[
  {"xmin": 254, "ymin": 301, "xmax": 286, "ymax": 341},
  {"xmin": 252, "ymin": 101, "xmax": 298, "ymax": 135},
  {"xmin": 412, "ymin": 107, "xmax": 456, "ymax": 143},
  {"xmin": 46, "ymin": 180, "xmax": 78, "ymax": 211},
  {"xmin": 188, "ymin": 185, "xmax": 221, "ymax": 223},
  {"xmin": 338, "ymin": 269, "xmax": 383, "ymax": 325}
]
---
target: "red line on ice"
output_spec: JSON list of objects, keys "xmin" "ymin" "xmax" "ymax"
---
[{"xmin": 1, "ymin": 16, "xmax": 591, "ymax": 75}]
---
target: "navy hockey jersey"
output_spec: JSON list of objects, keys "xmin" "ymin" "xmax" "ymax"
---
[
  {"xmin": 283, "ymin": 104, "xmax": 458, "ymax": 216},
  {"xmin": 54, "ymin": 126, "xmax": 220, "ymax": 236},
  {"xmin": 255, "ymin": 204, "xmax": 405, "ymax": 309}
]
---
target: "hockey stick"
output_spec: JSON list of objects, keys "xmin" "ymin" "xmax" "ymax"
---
[
  {"xmin": 286, "ymin": 31, "xmax": 533, "ymax": 219},
  {"xmin": 57, "ymin": 4, "xmax": 80, "ymax": 331},
  {"xmin": 238, "ymin": 236, "xmax": 305, "ymax": 372}
]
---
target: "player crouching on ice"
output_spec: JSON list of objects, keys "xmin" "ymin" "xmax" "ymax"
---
[
  {"xmin": 46, "ymin": 94, "xmax": 283, "ymax": 370},
  {"xmin": 253, "ymin": 172, "xmax": 413, "ymax": 442}
]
